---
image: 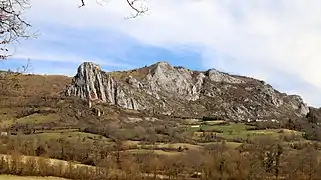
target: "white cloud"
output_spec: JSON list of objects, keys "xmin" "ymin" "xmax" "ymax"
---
[
  {"xmin": 12, "ymin": 45, "xmax": 132, "ymax": 68},
  {"xmin": 19, "ymin": 0, "xmax": 321, "ymax": 106}
]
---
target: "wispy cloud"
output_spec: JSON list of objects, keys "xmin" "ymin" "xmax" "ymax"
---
[{"xmin": 13, "ymin": 52, "xmax": 131, "ymax": 68}]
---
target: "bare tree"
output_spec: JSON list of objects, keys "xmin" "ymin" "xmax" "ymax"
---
[{"xmin": 0, "ymin": 0, "xmax": 32, "ymax": 60}]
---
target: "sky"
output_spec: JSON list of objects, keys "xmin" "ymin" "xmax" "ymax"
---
[{"xmin": 0, "ymin": 0, "xmax": 321, "ymax": 107}]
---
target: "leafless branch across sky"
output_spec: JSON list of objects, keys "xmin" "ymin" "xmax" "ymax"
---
[{"xmin": 79, "ymin": 0, "xmax": 149, "ymax": 19}]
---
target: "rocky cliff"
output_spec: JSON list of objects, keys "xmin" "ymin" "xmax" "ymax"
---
[{"xmin": 65, "ymin": 61, "xmax": 310, "ymax": 121}]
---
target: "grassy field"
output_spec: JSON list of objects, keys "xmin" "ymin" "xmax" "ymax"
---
[
  {"xmin": 216, "ymin": 128, "xmax": 279, "ymax": 140},
  {"xmin": 15, "ymin": 113, "xmax": 60, "ymax": 124},
  {"xmin": 140, "ymin": 143, "xmax": 202, "ymax": 150},
  {"xmin": 0, "ymin": 113, "xmax": 60, "ymax": 128},
  {"xmin": 126, "ymin": 149, "xmax": 182, "ymax": 156},
  {"xmin": 22, "ymin": 131, "xmax": 110, "ymax": 144},
  {"xmin": 191, "ymin": 123, "xmax": 304, "ymax": 142},
  {"xmin": 199, "ymin": 142, "xmax": 243, "ymax": 149},
  {"xmin": 190, "ymin": 123, "xmax": 251, "ymax": 133},
  {"xmin": 0, "ymin": 154, "xmax": 92, "ymax": 169},
  {"xmin": 203, "ymin": 120, "xmax": 226, "ymax": 125},
  {"xmin": 0, "ymin": 175, "xmax": 68, "ymax": 180}
]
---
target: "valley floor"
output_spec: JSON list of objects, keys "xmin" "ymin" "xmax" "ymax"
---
[{"xmin": 0, "ymin": 175, "xmax": 68, "ymax": 180}]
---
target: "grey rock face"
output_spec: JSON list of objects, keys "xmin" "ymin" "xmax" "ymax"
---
[
  {"xmin": 66, "ymin": 62, "xmax": 139, "ymax": 110},
  {"xmin": 207, "ymin": 69, "xmax": 244, "ymax": 84},
  {"xmin": 145, "ymin": 62, "xmax": 200, "ymax": 101},
  {"xmin": 258, "ymin": 83, "xmax": 284, "ymax": 107},
  {"xmin": 126, "ymin": 76, "xmax": 142, "ymax": 89},
  {"xmin": 65, "ymin": 62, "xmax": 107, "ymax": 102},
  {"xmin": 287, "ymin": 95, "xmax": 310, "ymax": 115},
  {"xmin": 65, "ymin": 61, "xmax": 310, "ymax": 121}
]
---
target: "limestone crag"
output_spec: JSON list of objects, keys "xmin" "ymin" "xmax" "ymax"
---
[
  {"xmin": 207, "ymin": 69, "xmax": 244, "ymax": 84},
  {"xmin": 145, "ymin": 62, "xmax": 201, "ymax": 101},
  {"xmin": 65, "ymin": 62, "xmax": 139, "ymax": 110},
  {"xmin": 65, "ymin": 61, "xmax": 310, "ymax": 121}
]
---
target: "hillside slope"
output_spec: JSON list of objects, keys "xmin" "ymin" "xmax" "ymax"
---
[{"xmin": 65, "ymin": 61, "xmax": 310, "ymax": 122}]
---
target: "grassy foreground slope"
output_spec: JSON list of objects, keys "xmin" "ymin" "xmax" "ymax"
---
[{"xmin": 0, "ymin": 175, "xmax": 68, "ymax": 180}]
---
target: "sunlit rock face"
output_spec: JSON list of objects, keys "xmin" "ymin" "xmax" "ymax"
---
[{"xmin": 66, "ymin": 61, "xmax": 309, "ymax": 121}]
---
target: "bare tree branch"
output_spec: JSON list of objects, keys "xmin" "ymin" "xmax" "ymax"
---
[
  {"xmin": 79, "ymin": 0, "xmax": 149, "ymax": 19},
  {"xmin": 125, "ymin": 0, "xmax": 149, "ymax": 19},
  {"xmin": 79, "ymin": 0, "xmax": 85, "ymax": 8}
]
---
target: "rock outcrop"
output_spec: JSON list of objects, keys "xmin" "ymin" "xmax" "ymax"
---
[
  {"xmin": 65, "ymin": 61, "xmax": 310, "ymax": 121},
  {"xmin": 66, "ymin": 62, "xmax": 139, "ymax": 110}
]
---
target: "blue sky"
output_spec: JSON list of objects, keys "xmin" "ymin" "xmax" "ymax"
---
[
  {"xmin": 1, "ymin": 0, "xmax": 321, "ymax": 107},
  {"xmin": 2, "ymin": 23, "xmax": 204, "ymax": 75}
]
